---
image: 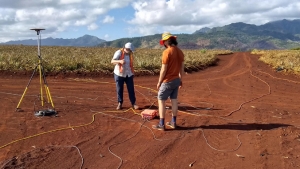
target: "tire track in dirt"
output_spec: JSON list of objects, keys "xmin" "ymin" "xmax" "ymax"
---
[
  {"xmin": 198, "ymin": 53, "xmax": 254, "ymax": 167},
  {"xmin": 248, "ymin": 61, "xmax": 300, "ymax": 168},
  {"xmin": 213, "ymin": 52, "xmax": 240, "ymax": 73},
  {"xmin": 195, "ymin": 52, "xmax": 287, "ymax": 168},
  {"xmin": 1, "ymin": 52, "xmax": 300, "ymax": 168},
  {"xmin": 0, "ymin": 92, "xmax": 30, "ymax": 161},
  {"xmin": 222, "ymin": 53, "xmax": 253, "ymax": 93}
]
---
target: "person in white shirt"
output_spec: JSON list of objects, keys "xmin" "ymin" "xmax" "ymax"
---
[{"xmin": 111, "ymin": 42, "xmax": 139, "ymax": 110}]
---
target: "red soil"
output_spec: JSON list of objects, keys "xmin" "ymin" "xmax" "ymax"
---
[{"xmin": 1, "ymin": 52, "xmax": 300, "ymax": 169}]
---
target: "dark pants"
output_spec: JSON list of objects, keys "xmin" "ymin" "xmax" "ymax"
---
[{"xmin": 114, "ymin": 74, "xmax": 136, "ymax": 105}]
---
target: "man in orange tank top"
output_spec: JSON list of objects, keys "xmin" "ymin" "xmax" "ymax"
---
[{"xmin": 152, "ymin": 32, "xmax": 184, "ymax": 131}]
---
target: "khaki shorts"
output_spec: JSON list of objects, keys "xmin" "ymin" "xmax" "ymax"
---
[{"xmin": 158, "ymin": 78, "xmax": 181, "ymax": 100}]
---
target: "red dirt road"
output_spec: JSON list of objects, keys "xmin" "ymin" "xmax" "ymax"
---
[{"xmin": 1, "ymin": 52, "xmax": 300, "ymax": 169}]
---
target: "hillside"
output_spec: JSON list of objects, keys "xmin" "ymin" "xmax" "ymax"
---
[
  {"xmin": 1, "ymin": 35, "xmax": 105, "ymax": 47},
  {"xmin": 99, "ymin": 19, "xmax": 300, "ymax": 50},
  {"xmin": 2, "ymin": 19, "xmax": 300, "ymax": 50}
]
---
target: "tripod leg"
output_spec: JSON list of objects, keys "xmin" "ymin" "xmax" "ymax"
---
[
  {"xmin": 16, "ymin": 65, "xmax": 38, "ymax": 111},
  {"xmin": 44, "ymin": 85, "xmax": 50, "ymax": 102},
  {"xmin": 40, "ymin": 65, "xmax": 50, "ymax": 103},
  {"xmin": 41, "ymin": 63, "xmax": 55, "ymax": 108},
  {"xmin": 38, "ymin": 61, "xmax": 44, "ymax": 107},
  {"xmin": 46, "ymin": 87, "xmax": 55, "ymax": 108}
]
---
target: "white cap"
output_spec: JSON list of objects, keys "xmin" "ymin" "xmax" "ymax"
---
[{"xmin": 124, "ymin": 42, "xmax": 134, "ymax": 51}]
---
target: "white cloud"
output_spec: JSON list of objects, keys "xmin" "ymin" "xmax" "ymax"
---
[
  {"xmin": 103, "ymin": 15, "xmax": 114, "ymax": 23},
  {"xmin": 128, "ymin": 0, "xmax": 300, "ymax": 36},
  {"xmin": 127, "ymin": 25, "xmax": 159, "ymax": 36},
  {"xmin": 0, "ymin": 0, "xmax": 300, "ymax": 42},
  {"xmin": 88, "ymin": 23, "xmax": 98, "ymax": 30},
  {"xmin": 59, "ymin": 0, "xmax": 82, "ymax": 5},
  {"xmin": 0, "ymin": 0, "xmax": 134, "ymax": 42},
  {"xmin": 104, "ymin": 34, "xmax": 110, "ymax": 39}
]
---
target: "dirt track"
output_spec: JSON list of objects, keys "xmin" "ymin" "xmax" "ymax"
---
[{"xmin": 1, "ymin": 52, "xmax": 300, "ymax": 169}]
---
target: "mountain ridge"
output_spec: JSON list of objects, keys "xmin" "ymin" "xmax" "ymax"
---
[
  {"xmin": 1, "ymin": 34, "xmax": 106, "ymax": 47},
  {"xmin": 99, "ymin": 19, "xmax": 300, "ymax": 50},
  {"xmin": 2, "ymin": 19, "xmax": 300, "ymax": 50}
]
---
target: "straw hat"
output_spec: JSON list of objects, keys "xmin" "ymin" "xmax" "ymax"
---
[{"xmin": 159, "ymin": 32, "xmax": 177, "ymax": 45}]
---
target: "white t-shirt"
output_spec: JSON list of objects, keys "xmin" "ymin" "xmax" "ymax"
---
[{"xmin": 113, "ymin": 50, "xmax": 133, "ymax": 77}]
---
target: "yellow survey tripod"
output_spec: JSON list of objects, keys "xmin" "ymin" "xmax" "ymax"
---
[{"xmin": 16, "ymin": 29, "xmax": 55, "ymax": 111}]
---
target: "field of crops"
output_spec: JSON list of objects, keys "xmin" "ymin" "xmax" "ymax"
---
[
  {"xmin": 0, "ymin": 45, "xmax": 232, "ymax": 75},
  {"xmin": 252, "ymin": 49, "xmax": 300, "ymax": 74}
]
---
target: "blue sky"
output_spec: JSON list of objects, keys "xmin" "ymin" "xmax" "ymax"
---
[
  {"xmin": 57, "ymin": 5, "xmax": 135, "ymax": 40},
  {"xmin": 0, "ymin": 0, "xmax": 300, "ymax": 43}
]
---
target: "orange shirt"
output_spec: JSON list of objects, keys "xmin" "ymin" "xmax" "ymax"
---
[{"xmin": 161, "ymin": 46, "xmax": 184, "ymax": 82}]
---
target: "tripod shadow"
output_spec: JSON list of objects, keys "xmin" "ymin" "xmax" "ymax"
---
[{"xmin": 174, "ymin": 123, "xmax": 292, "ymax": 131}]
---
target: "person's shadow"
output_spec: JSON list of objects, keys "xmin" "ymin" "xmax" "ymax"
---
[
  {"xmin": 178, "ymin": 106, "xmax": 220, "ymax": 111},
  {"xmin": 174, "ymin": 123, "xmax": 292, "ymax": 131},
  {"xmin": 143, "ymin": 105, "xmax": 221, "ymax": 111}
]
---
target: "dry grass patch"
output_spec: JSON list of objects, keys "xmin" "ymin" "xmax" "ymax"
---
[
  {"xmin": 0, "ymin": 45, "xmax": 232, "ymax": 75},
  {"xmin": 251, "ymin": 49, "xmax": 300, "ymax": 74}
]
